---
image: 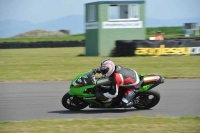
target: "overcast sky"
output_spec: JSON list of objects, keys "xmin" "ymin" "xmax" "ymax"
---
[{"xmin": 0, "ymin": 0, "xmax": 200, "ymax": 23}]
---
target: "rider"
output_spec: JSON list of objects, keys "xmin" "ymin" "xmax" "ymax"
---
[{"xmin": 93, "ymin": 59, "xmax": 143, "ymax": 108}]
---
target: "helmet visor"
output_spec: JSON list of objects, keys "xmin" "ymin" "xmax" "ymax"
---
[{"xmin": 100, "ymin": 68, "xmax": 109, "ymax": 75}]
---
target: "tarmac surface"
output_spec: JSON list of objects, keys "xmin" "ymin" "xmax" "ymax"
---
[{"xmin": 0, "ymin": 79, "xmax": 200, "ymax": 121}]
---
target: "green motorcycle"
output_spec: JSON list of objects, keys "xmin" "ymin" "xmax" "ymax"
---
[{"xmin": 62, "ymin": 70, "xmax": 164, "ymax": 110}]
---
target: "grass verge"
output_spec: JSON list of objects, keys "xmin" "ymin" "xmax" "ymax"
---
[
  {"xmin": 0, "ymin": 27, "xmax": 199, "ymax": 42},
  {"xmin": 0, "ymin": 116, "xmax": 200, "ymax": 133},
  {"xmin": 0, "ymin": 34, "xmax": 84, "ymax": 43},
  {"xmin": 0, "ymin": 47, "xmax": 200, "ymax": 82}
]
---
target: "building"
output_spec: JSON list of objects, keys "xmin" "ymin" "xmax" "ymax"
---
[
  {"xmin": 184, "ymin": 23, "xmax": 199, "ymax": 37},
  {"xmin": 85, "ymin": 0, "xmax": 146, "ymax": 56}
]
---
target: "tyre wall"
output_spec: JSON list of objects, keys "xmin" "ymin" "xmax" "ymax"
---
[
  {"xmin": 0, "ymin": 40, "xmax": 85, "ymax": 49},
  {"xmin": 111, "ymin": 39, "xmax": 200, "ymax": 56}
]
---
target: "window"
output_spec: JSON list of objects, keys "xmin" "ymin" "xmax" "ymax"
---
[
  {"xmin": 131, "ymin": 5, "xmax": 139, "ymax": 19},
  {"xmin": 109, "ymin": 5, "xmax": 118, "ymax": 19},
  {"xmin": 119, "ymin": 5, "xmax": 128, "ymax": 19},
  {"xmin": 191, "ymin": 23, "xmax": 198, "ymax": 30},
  {"xmin": 184, "ymin": 23, "xmax": 198, "ymax": 30},
  {"xmin": 109, "ymin": 4, "xmax": 140, "ymax": 21},
  {"xmin": 88, "ymin": 5, "xmax": 96, "ymax": 21}
]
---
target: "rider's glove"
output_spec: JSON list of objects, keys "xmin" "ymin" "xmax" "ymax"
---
[{"xmin": 92, "ymin": 68, "xmax": 101, "ymax": 74}]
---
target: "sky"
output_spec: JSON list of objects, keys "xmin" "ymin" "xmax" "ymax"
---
[{"xmin": 0, "ymin": 0, "xmax": 200, "ymax": 24}]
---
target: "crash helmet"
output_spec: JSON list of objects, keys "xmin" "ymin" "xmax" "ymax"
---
[{"xmin": 100, "ymin": 59, "xmax": 115, "ymax": 77}]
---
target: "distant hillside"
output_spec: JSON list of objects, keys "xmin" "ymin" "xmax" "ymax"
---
[
  {"xmin": 0, "ymin": 15, "xmax": 84, "ymax": 38},
  {"xmin": 0, "ymin": 19, "xmax": 37, "ymax": 38},
  {"xmin": 146, "ymin": 17, "xmax": 200, "ymax": 27},
  {"xmin": 13, "ymin": 29, "xmax": 68, "ymax": 38},
  {"xmin": 1, "ymin": 26, "xmax": 199, "ymax": 43},
  {"xmin": 0, "ymin": 15, "xmax": 199, "ymax": 38}
]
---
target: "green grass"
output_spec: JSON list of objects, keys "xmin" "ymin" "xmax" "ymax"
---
[
  {"xmin": 146, "ymin": 26, "xmax": 200, "ymax": 38},
  {"xmin": 0, "ymin": 116, "xmax": 199, "ymax": 133},
  {"xmin": 147, "ymin": 26, "xmax": 184, "ymax": 35},
  {"xmin": 0, "ymin": 34, "xmax": 84, "ymax": 43},
  {"xmin": 0, "ymin": 27, "xmax": 199, "ymax": 43},
  {"xmin": 0, "ymin": 47, "xmax": 200, "ymax": 82},
  {"xmin": 146, "ymin": 26, "xmax": 184, "ymax": 38}
]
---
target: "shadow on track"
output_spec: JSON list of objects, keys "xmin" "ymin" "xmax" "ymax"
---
[{"xmin": 48, "ymin": 108, "xmax": 148, "ymax": 114}]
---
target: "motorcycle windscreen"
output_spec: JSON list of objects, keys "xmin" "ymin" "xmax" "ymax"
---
[
  {"xmin": 96, "ymin": 78, "xmax": 111, "ymax": 86},
  {"xmin": 72, "ymin": 75, "xmax": 95, "ymax": 88}
]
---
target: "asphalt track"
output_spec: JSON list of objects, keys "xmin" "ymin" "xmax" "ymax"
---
[{"xmin": 0, "ymin": 79, "xmax": 200, "ymax": 122}]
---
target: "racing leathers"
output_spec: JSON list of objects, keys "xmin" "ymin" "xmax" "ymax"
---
[{"xmin": 94, "ymin": 65, "xmax": 142, "ymax": 108}]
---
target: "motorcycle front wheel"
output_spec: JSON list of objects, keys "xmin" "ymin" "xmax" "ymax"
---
[
  {"xmin": 62, "ymin": 93, "xmax": 89, "ymax": 110},
  {"xmin": 133, "ymin": 90, "xmax": 160, "ymax": 109}
]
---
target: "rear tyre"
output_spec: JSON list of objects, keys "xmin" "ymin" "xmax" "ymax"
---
[
  {"xmin": 133, "ymin": 90, "xmax": 160, "ymax": 109},
  {"xmin": 62, "ymin": 93, "xmax": 89, "ymax": 110}
]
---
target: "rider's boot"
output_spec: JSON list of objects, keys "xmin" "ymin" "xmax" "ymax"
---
[
  {"xmin": 121, "ymin": 89, "xmax": 137, "ymax": 108},
  {"xmin": 121, "ymin": 100, "xmax": 134, "ymax": 108}
]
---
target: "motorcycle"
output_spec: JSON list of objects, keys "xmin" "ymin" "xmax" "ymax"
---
[{"xmin": 62, "ymin": 70, "xmax": 164, "ymax": 110}]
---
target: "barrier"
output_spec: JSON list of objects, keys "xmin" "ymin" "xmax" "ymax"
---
[
  {"xmin": 190, "ymin": 47, "xmax": 200, "ymax": 54},
  {"xmin": 1, "ymin": 39, "xmax": 200, "ymax": 56},
  {"xmin": 111, "ymin": 39, "xmax": 200, "ymax": 56},
  {"xmin": 135, "ymin": 45, "xmax": 190, "ymax": 56},
  {"xmin": 111, "ymin": 40, "xmax": 136, "ymax": 56},
  {"xmin": 0, "ymin": 40, "xmax": 85, "ymax": 49}
]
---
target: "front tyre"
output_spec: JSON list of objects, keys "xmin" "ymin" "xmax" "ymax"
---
[
  {"xmin": 62, "ymin": 93, "xmax": 89, "ymax": 110},
  {"xmin": 133, "ymin": 90, "xmax": 160, "ymax": 109}
]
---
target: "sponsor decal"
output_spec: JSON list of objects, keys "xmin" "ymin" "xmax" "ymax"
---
[
  {"xmin": 102, "ymin": 21, "xmax": 142, "ymax": 29},
  {"xmin": 135, "ymin": 45, "xmax": 200, "ymax": 56},
  {"xmin": 83, "ymin": 97, "xmax": 96, "ymax": 100},
  {"xmin": 190, "ymin": 47, "xmax": 200, "ymax": 55},
  {"xmin": 86, "ymin": 22, "xmax": 98, "ymax": 29}
]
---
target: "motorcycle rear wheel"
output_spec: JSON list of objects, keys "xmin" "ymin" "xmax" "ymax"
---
[
  {"xmin": 133, "ymin": 90, "xmax": 160, "ymax": 109},
  {"xmin": 62, "ymin": 93, "xmax": 89, "ymax": 110}
]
